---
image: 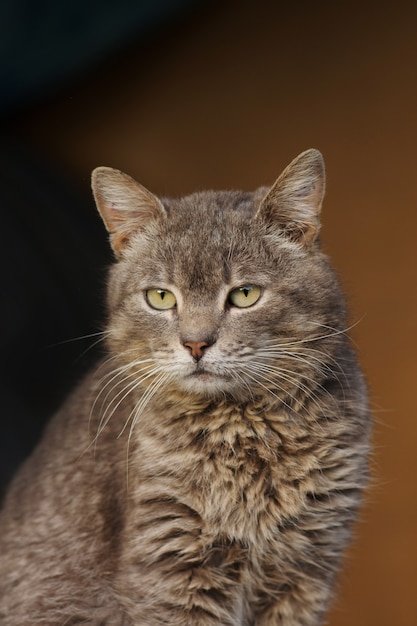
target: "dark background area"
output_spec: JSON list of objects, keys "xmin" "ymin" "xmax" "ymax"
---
[{"xmin": 1, "ymin": 1, "xmax": 416, "ymax": 624}]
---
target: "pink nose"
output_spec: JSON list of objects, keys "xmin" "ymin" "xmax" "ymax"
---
[{"xmin": 183, "ymin": 341, "xmax": 209, "ymax": 361}]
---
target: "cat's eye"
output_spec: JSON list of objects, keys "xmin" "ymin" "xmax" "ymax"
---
[
  {"xmin": 228, "ymin": 285, "xmax": 261, "ymax": 308},
  {"xmin": 146, "ymin": 288, "xmax": 177, "ymax": 310}
]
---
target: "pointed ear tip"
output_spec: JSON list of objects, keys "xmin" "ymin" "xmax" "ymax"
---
[
  {"xmin": 91, "ymin": 167, "xmax": 132, "ymax": 197},
  {"xmin": 293, "ymin": 149, "xmax": 325, "ymax": 185},
  {"xmin": 91, "ymin": 167, "xmax": 109, "ymax": 190},
  {"xmin": 304, "ymin": 147, "xmax": 323, "ymax": 156},
  {"xmin": 300, "ymin": 148, "xmax": 324, "ymax": 166},
  {"xmin": 91, "ymin": 166, "xmax": 118, "ymax": 182}
]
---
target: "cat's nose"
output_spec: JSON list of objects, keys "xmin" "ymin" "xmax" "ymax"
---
[{"xmin": 183, "ymin": 340, "xmax": 210, "ymax": 361}]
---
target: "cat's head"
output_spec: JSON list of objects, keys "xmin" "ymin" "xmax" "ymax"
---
[{"xmin": 92, "ymin": 149, "xmax": 346, "ymax": 402}]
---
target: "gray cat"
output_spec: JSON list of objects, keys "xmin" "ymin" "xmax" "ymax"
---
[{"xmin": 0, "ymin": 149, "xmax": 371, "ymax": 625}]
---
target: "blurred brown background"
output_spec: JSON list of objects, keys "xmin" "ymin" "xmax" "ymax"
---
[{"xmin": 2, "ymin": 0, "xmax": 417, "ymax": 624}]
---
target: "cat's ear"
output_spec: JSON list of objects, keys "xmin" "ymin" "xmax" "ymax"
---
[
  {"xmin": 255, "ymin": 149, "xmax": 325, "ymax": 245},
  {"xmin": 91, "ymin": 167, "xmax": 166, "ymax": 257}
]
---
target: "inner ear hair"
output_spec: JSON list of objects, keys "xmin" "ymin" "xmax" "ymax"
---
[
  {"xmin": 256, "ymin": 148, "xmax": 325, "ymax": 245},
  {"xmin": 91, "ymin": 167, "xmax": 166, "ymax": 257}
]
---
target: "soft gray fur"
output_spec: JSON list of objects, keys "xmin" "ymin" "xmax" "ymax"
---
[{"xmin": 0, "ymin": 149, "xmax": 371, "ymax": 625}]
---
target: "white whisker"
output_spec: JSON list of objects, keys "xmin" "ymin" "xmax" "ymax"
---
[
  {"xmin": 229, "ymin": 369, "xmax": 256, "ymax": 402},
  {"xmin": 94, "ymin": 367, "xmax": 158, "ymax": 448},
  {"xmin": 262, "ymin": 319, "xmax": 361, "ymax": 349},
  {"xmin": 86, "ymin": 353, "xmax": 159, "ymax": 453},
  {"xmin": 50, "ymin": 330, "xmax": 110, "ymax": 346},
  {"xmin": 239, "ymin": 366, "xmax": 295, "ymax": 413},
  {"xmin": 247, "ymin": 360, "xmax": 335, "ymax": 424},
  {"xmin": 116, "ymin": 367, "xmax": 167, "ymax": 439},
  {"xmin": 125, "ymin": 371, "xmax": 172, "ymax": 485}
]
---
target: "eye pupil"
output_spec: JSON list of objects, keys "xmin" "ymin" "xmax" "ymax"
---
[
  {"xmin": 146, "ymin": 288, "xmax": 176, "ymax": 310},
  {"xmin": 228, "ymin": 285, "xmax": 261, "ymax": 308}
]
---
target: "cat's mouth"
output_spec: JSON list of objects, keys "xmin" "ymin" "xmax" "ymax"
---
[
  {"xmin": 189, "ymin": 369, "xmax": 217, "ymax": 380},
  {"xmin": 187, "ymin": 365, "xmax": 230, "ymax": 382},
  {"xmin": 180, "ymin": 367, "xmax": 233, "ymax": 396}
]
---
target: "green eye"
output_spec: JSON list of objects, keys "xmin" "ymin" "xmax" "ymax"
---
[
  {"xmin": 228, "ymin": 285, "xmax": 261, "ymax": 308},
  {"xmin": 146, "ymin": 288, "xmax": 177, "ymax": 310}
]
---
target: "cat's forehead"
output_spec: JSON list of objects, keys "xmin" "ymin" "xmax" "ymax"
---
[
  {"xmin": 128, "ymin": 189, "xmax": 280, "ymax": 294},
  {"xmin": 163, "ymin": 189, "xmax": 258, "ymax": 224},
  {"xmin": 162, "ymin": 191, "xmax": 261, "ymax": 255}
]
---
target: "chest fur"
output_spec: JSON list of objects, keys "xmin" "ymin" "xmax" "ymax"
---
[{"xmin": 132, "ymin": 400, "xmax": 317, "ymax": 544}]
